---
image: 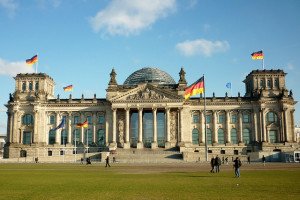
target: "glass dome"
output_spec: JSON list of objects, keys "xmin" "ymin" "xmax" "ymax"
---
[{"xmin": 123, "ymin": 67, "xmax": 176, "ymax": 85}]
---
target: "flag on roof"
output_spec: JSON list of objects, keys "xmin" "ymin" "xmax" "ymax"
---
[
  {"xmin": 251, "ymin": 51, "xmax": 264, "ymax": 60},
  {"xmin": 26, "ymin": 55, "xmax": 38, "ymax": 65},
  {"xmin": 50, "ymin": 117, "xmax": 66, "ymax": 131},
  {"xmin": 63, "ymin": 85, "xmax": 73, "ymax": 91},
  {"xmin": 184, "ymin": 76, "xmax": 204, "ymax": 100},
  {"xmin": 226, "ymin": 82, "xmax": 231, "ymax": 89},
  {"xmin": 76, "ymin": 120, "xmax": 88, "ymax": 128}
]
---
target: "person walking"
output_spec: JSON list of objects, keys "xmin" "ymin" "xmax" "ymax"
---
[
  {"xmin": 233, "ymin": 157, "xmax": 242, "ymax": 178},
  {"xmin": 214, "ymin": 155, "xmax": 221, "ymax": 173},
  {"xmin": 105, "ymin": 155, "xmax": 111, "ymax": 167},
  {"xmin": 247, "ymin": 156, "xmax": 251, "ymax": 164},
  {"xmin": 210, "ymin": 157, "xmax": 215, "ymax": 173}
]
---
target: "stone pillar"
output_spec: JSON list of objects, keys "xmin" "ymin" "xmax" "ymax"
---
[
  {"xmin": 92, "ymin": 112, "xmax": 96, "ymax": 143},
  {"xmin": 7, "ymin": 111, "xmax": 13, "ymax": 143},
  {"xmin": 33, "ymin": 110, "xmax": 39, "ymax": 144},
  {"xmin": 110, "ymin": 108, "xmax": 117, "ymax": 148},
  {"xmin": 165, "ymin": 108, "xmax": 172, "ymax": 148},
  {"xmin": 124, "ymin": 108, "xmax": 130, "ymax": 149},
  {"xmin": 67, "ymin": 112, "xmax": 72, "ymax": 144},
  {"xmin": 291, "ymin": 109, "xmax": 296, "ymax": 142},
  {"xmin": 55, "ymin": 112, "xmax": 60, "ymax": 144},
  {"xmin": 213, "ymin": 111, "xmax": 218, "ymax": 144},
  {"xmin": 225, "ymin": 110, "xmax": 230, "ymax": 145},
  {"xmin": 137, "ymin": 107, "xmax": 143, "ymax": 149},
  {"xmin": 283, "ymin": 108, "xmax": 288, "ymax": 142},
  {"xmin": 238, "ymin": 110, "xmax": 243, "ymax": 144},
  {"xmin": 260, "ymin": 108, "xmax": 266, "ymax": 143},
  {"xmin": 12, "ymin": 111, "xmax": 18, "ymax": 143},
  {"xmin": 252, "ymin": 110, "xmax": 258, "ymax": 142},
  {"xmin": 151, "ymin": 107, "xmax": 158, "ymax": 149},
  {"xmin": 200, "ymin": 111, "xmax": 205, "ymax": 144}
]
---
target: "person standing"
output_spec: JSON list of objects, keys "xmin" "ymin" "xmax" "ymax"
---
[
  {"xmin": 210, "ymin": 157, "xmax": 215, "ymax": 173},
  {"xmin": 233, "ymin": 157, "xmax": 242, "ymax": 178},
  {"xmin": 262, "ymin": 155, "xmax": 266, "ymax": 166},
  {"xmin": 105, "ymin": 155, "xmax": 111, "ymax": 167},
  {"xmin": 247, "ymin": 156, "xmax": 251, "ymax": 164},
  {"xmin": 215, "ymin": 155, "xmax": 221, "ymax": 173}
]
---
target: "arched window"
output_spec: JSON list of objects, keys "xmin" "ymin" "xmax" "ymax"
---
[
  {"xmin": 243, "ymin": 128, "xmax": 251, "ymax": 144},
  {"xmin": 23, "ymin": 131, "xmax": 32, "ymax": 144},
  {"xmin": 35, "ymin": 82, "xmax": 39, "ymax": 91},
  {"xmin": 218, "ymin": 128, "xmax": 225, "ymax": 144},
  {"xmin": 192, "ymin": 128, "xmax": 199, "ymax": 144},
  {"xmin": 206, "ymin": 128, "xmax": 212, "ymax": 145},
  {"xmin": 22, "ymin": 82, "xmax": 26, "ymax": 91},
  {"xmin": 22, "ymin": 114, "xmax": 33, "ymax": 125},
  {"xmin": 61, "ymin": 129, "xmax": 67, "ymax": 145},
  {"xmin": 231, "ymin": 128, "xmax": 238, "ymax": 144},
  {"xmin": 267, "ymin": 112, "xmax": 277, "ymax": 123},
  {"xmin": 49, "ymin": 130, "xmax": 56, "ymax": 145},
  {"xmin": 97, "ymin": 129, "xmax": 105, "ymax": 146},
  {"xmin": 29, "ymin": 82, "xmax": 33, "ymax": 91}
]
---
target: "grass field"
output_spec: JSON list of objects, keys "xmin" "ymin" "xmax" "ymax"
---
[{"xmin": 0, "ymin": 162, "xmax": 299, "ymax": 200}]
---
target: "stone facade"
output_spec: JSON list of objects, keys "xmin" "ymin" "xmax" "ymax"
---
[{"xmin": 3, "ymin": 68, "xmax": 298, "ymax": 162}]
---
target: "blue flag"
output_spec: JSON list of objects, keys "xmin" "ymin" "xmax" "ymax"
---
[
  {"xmin": 226, "ymin": 82, "xmax": 231, "ymax": 89},
  {"xmin": 51, "ymin": 117, "xmax": 66, "ymax": 131}
]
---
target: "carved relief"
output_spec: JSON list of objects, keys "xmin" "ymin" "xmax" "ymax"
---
[
  {"xmin": 170, "ymin": 111, "xmax": 178, "ymax": 141},
  {"xmin": 126, "ymin": 88, "xmax": 166, "ymax": 100}
]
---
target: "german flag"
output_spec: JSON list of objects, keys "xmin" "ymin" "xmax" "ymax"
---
[
  {"xmin": 63, "ymin": 85, "xmax": 73, "ymax": 91},
  {"xmin": 26, "ymin": 55, "xmax": 38, "ymax": 65},
  {"xmin": 184, "ymin": 76, "xmax": 204, "ymax": 100},
  {"xmin": 76, "ymin": 120, "xmax": 88, "ymax": 128},
  {"xmin": 251, "ymin": 51, "xmax": 264, "ymax": 60}
]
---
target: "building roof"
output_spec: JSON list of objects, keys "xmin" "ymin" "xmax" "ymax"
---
[{"xmin": 123, "ymin": 67, "xmax": 176, "ymax": 85}]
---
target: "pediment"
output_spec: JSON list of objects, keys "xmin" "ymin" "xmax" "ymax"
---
[{"xmin": 110, "ymin": 84, "xmax": 181, "ymax": 102}]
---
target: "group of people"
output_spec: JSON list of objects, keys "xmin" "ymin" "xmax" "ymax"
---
[{"xmin": 210, "ymin": 155, "xmax": 242, "ymax": 178}]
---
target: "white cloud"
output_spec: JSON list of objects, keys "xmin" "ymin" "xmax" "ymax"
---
[
  {"xmin": 286, "ymin": 62, "xmax": 294, "ymax": 70},
  {"xmin": 90, "ymin": 0, "xmax": 176, "ymax": 36},
  {"xmin": 0, "ymin": 0, "xmax": 18, "ymax": 16},
  {"xmin": 0, "ymin": 58, "xmax": 35, "ymax": 77},
  {"xmin": 176, "ymin": 38, "xmax": 230, "ymax": 57}
]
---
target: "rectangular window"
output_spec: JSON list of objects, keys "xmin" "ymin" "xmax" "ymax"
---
[
  {"xmin": 218, "ymin": 114, "xmax": 225, "ymax": 123},
  {"xmin": 98, "ymin": 116, "xmax": 105, "ymax": 124},
  {"xmin": 48, "ymin": 151, "xmax": 52, "ymax": 156},
  {"xmin": 231, "ymin": 114, "xmax": 237, "ymax": 123},
  {"xmin": 243, "ymin": 114, "xmax": 250, "ymax": 123},
  {"xmin": 23, "ymin": 131, "xmax": 32, "ymax": 144},
  {"xmin": 87, "ymin": 116, "xmax": 92, "ymax": 124},
  {"xmin": 74, "ymin": 116, "xmax": 79, "ymax": 124},
  {"xmin": 206, "ymin": 115, "xmax": 211, "ymax": 123},
  {"xmin": 49, "ymin": 115, "xmax": 55, "ymax": 125},
  {"xmin": 193, "ymin": 115, "xmax": 199, "ymax": 123}
]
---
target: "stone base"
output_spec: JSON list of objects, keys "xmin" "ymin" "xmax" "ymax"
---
[
  {"xmin": 137, "ymin": 142, "xmax": 144, "ymax": 149},
  {"xmin": 151, "ymin": 142, "xmax": 158, "ymax": 149},
  {"xmin": 108, "ymin": 142, "xmax": 117, "ymax": 151},
  {"xmin": 225, "ymin": 143, "xmax": 232, "ymax": 146},
  {"xmin": 123, "ymin": 142, "xmax": 130, "ymax": 149}
]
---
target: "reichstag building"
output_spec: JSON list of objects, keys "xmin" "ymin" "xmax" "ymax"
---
[{"xmin": 3, "ymin": 67, "xmax": 298, "ymax": 162}]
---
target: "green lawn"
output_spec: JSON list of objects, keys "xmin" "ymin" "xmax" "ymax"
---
[{"xmin": 0, "ymin": 163, "xmax": 299, "ymax": 200}]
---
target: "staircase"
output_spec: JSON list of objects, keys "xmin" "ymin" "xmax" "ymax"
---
[{"xmin": 110, "ymin": 148, "xmax": 183, "ymax": 163}]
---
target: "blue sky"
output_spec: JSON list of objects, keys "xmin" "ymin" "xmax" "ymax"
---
[{"xmin": 0, "ymin": 0, "xmax": 300, "ymax": 134}]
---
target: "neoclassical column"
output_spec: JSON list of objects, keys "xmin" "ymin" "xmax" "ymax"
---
[
  {"xmin": 137, "ymin": 107, "xmax": 143, "ymax": 149},
  {"xmin": 151, "ymin": 107, "xmax": 158, "ymax": 149},
  {"xmin": 283, "ymin": 108, "xmax": 288, "ymax": 142},
  {"xmin": 67, "ymin": 112, "xmax": 72, "ymax": 144},
  {"xmin": 80, "ymin": 112, "xmax": 84, "ymax": 143},
  {"xmin": 260, "ymin": 108, "xmax": 266, "ymax": 142},
  {"xmin": 199, "ymin": 111, "xmax": 205, "ymax": 144},
  {"xmin": 225, "ymin": 110, "xmax": 230, "ymax": 144},
  {"xmin": 12, "ymin": 110, "xmax": 18, "ymax": 143},
  {"xmin": 124, "ymin": 108, "xmax": 130, "ymax": 149},
  {"xmin": 166, "ymin": 108, "xmax": 170, "ymax": 142},
  {"xmin": 290, "ymin": 109, "xmax": 296, "ymax": 142},
  {"xmin": 55, "ymin": 112, "xmax": 60, "ymax": 144},
  {"xmin": 253, "ymin": 111, "xmax": 258, "ymax": 142},
  {"xmin": 212, "ymin": 111, "xmax": 218, "ymax": 144},
  {"xmin": 238, "ymin": 110, "xmax": 243, "ymax": 144},
  {"xmin": 33, "ymin": 110, "xmax": 39, "ymax": 144},
  {"xmin": 7, "ymin": 111, "xmax": 13, "ymax": 143},
  {"xmin": 92, "ymin": 112, "xmax": 96, "ymax": 143},
  {"xmin": 112, "ymin": 108, "xmax": 117, "ymax": 143}
]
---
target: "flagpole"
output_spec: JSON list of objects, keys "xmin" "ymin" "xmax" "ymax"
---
[
  {"xmin": 36, "ymin": 53, "xmax": 38, "ymax": 73},
  {"xmin": 203, "ymin": 74, "xmax": 208, "ymax": 162},
  {"xmin": 262, "ymin": 58, "xmax": 265, "ymax": 70}
]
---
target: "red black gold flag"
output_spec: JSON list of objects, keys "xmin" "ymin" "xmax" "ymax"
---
[
  {"xmin": 26, "ymin": 55, "xmax": 38, "ymax": 65},
  {"xmin": 251, "ymin": 51, "xmax": 264, "ymax": 60},
  {"xmin": 184, "ymin": 76, "xmax": 204, "ymax": 100}
]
